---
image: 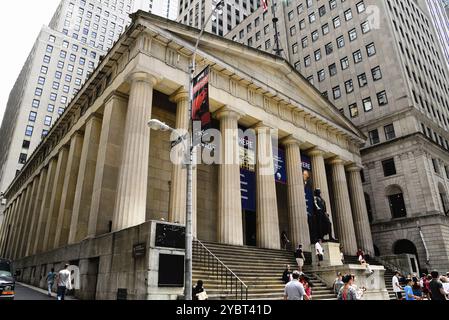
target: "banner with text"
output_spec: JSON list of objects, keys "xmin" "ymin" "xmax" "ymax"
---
[
  {"xmin": 192, "ymin": 66, "xmax": 211, "ymax": 146},
  {"xmin": 239, "ymin": 129, "xmax": 257, "ymax": 212},
  {"xmin": 301, "ymin": 154, "xmax": 314, "ymax": 218}
]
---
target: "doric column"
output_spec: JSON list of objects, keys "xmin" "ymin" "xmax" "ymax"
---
[
  {"xmin": 216, "ymin": 107, "xmax": 244, "ymax": 246},
  {"xmin": 284, "ymin": 137, "xmax": 310, "ymax": 249},
  {"xmin": 25, "ymin": 168, "xmax": 48, "ymax": 257},
  {"xmin": 347, "ymin": 165, "xmax": 375, "ymax": 256},
  {"xmin": 0, "ymin": 199, "xmax": 18, "ymax": 258},
  {"xmin": 168, "ymin": 88, "xmax": 189, "ymax": 225},
  {"xmin": 17, "ymin": 176, "xmax": 39, "ymax": 258},
  {"xmin": 255, "ymin": 124, "xmax": 280, "ymax": 250},
  {"xmin": 9, "ymin": 190, "xmax": 27, "ymax": 259},
  {"xmin": 34, "ymin": 158, "xmax": 58, "ymax": 254},
  {"xmin": 329, "ymin": 157, "xmax": 358, "ymax": 255},
  {"xmin": 54, "ymin": 133, "xmax": 84, "ymax": 248},
  {"xmin": 68, "ymin": 114, "xmax": 102, "ymax": 244},
  {"xmin": 42, "ymin": 146, "xmax": 69, "ymax": 252},
  {"xmin": 87, "ymin": 93, "xmax": 127, "ymax": 238},
  {"xmin": 309, "ymin": 148, "xmax": 335, "ymax": 238},
  {"xmin": 112, "ymin": 72, "xmax": 157, "ymax": 232}
]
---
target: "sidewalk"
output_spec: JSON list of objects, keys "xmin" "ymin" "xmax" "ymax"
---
[{"xmin": 17, "ymin": 282, "xmax": 78, "ymax": 300}]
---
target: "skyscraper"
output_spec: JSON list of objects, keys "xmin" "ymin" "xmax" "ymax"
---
[
  {"xmin": 416, "ymin": 0, "xmax": 449, "ymax": 68},
  {"xmin": 0, "ymin": 0, "xmax": 154, "ymax": 202},
  {"xmin": 152, "ymin": 0, "xmax": 179, "ymax": 20},
  {"xmin": 177, "ymin": 0, "xmax": 260, "ymax": 36},
  {"xmin": 227, "ymin": 0, "xmax": 449, "ymax": 271}
]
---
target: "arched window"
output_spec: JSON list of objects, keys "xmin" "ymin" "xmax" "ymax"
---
[
  {"xmin": 386, "ymin": 185, "xmax": 407, "ymax": 219},
  {"xmin": 438, "ymin": 183, "xmax": 449, "ymax": 215}
]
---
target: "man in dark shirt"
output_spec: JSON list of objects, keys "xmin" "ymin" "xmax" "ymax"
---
[{"xmin": 429, "ymin": 271, "xmax": 448, "ymax": 300}]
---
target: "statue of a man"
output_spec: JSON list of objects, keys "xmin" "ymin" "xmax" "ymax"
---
[{"xmin": 313, "ymin": 189, "xmax": 336, "ymax": 242}]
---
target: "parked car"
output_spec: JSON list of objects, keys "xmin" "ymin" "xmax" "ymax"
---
[{"xmin": 0, "ymin": 259, "xmax": 15, "ymax": 300}]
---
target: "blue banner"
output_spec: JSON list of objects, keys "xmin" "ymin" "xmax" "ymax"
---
[
  {"xmin": 240, "ymin": 169, "xmax": 256, "ymax": 212},
  {"xmin": 302, "ymin": 155, "xmax": 314, "ymax": 218},
  {"xmin": 274, "ymin": 148, "xmax": 287, "ymax": 184}
]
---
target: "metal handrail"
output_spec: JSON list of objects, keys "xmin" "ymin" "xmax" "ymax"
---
[{"xmin": 193, "ymin": 238, "xmax": 248, "ymax": 300}]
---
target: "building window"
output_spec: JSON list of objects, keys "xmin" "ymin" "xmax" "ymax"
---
[
  {"xmin": 372, "ymin": 66, "xmax": 382, "ymax": 81},
  {"xmin": 377, "ymin": 91, "xmax": 388, "ymax": 106},
  {"xmin": 333, "ymin": 16, "xmax": 341, "ymax": 28},
  {"xmin": 353, "ymin": 50, "xmax": 362, "ymax": 63},
  {"xmin": 344, "ymin": 9, "xmax": 353, "ymax": 21},
  {"xmin": 22, "ymin": 140, "xmax": 30, "ymax": 149},
  {"xmin": 361, "ymin": 21, "xmax": 370, "ymax": 33},
  {"xmin": 325, "ymin": 42, "xmax": 333, "ymax": 55},
  {"xmin": 315, "ymin": 49, "xmax": 321, "ymax": 61},
  {"xmin": 333, "ymin": 86, "xmax": 341, "ymax": 99},
  {"xmin": 337, "ymin": 36, "xmax": 345, "ymax": 48},
  {"xmin": 369, "ymin": 129, "xmax": 380, "ymax": 145},
  {"xmin": 29, "ymin": 111, "xmax": 37, "ymax": 122},
  {"xmin": 318, "ymin": 69, "xmax": 325, "ymax": 82},
  {"xmin": 32, "ymin": 99, "xmax": 40, "ymax": 108},
  {"xmin": 44, "ymin": 116, "xmax": 52, "ymax": 127},
  {"xmin": 382, "ymin": 158, "xmax": 396, "ymax": 177},
  {"xmin": 358, "ymin": 73, "xmax": 367, "ymax": 87},
  {"xmin": 363, "ymin": 97, "xmax": 373, "ymax": 112},
  {"xmin": 357, "ymin": 1, "xmax": 366, "ymax": 13},
  {"xmin": 304, "ymin": 55, "xmax": 311, "ymax": 67},
  {"xmin": 388, "ymin": 190, "xmax": 407, "ymax": 219},
  {"xmin": 329, "ymin": 63, "xmax": 337, "ymax": 77},
  {"xmin": 432, "ymin": 159, "xmax": 440, "ymax": 174},
  {"xmin": 366, "ymin": 43, "xmax": 376, "ymax": 56},
  {"xmin": 340, "ymin": 57, "xmax": 349, "ymax": 70},
  {"xmin": 19, "ymin": 153, "xmax": 28, "ymax": 165},
  {"xmin": 322, "ymin": 23, "xmax": 329, "ymax": 35},
  {"xmin": 348, "ymin": 28, "xmax": 357, "ymax": 41},
  {"xmin": 345, "ymin": 79, "xmax": 354, "ymax": 93},
  {"xmin": 349, "ymin": 103, "xmax": 359, "ymax": 118},
  {"xmin": 25, "ymin": 125, "xmax": 34, "ymax": 137},
  {"xmin": 292, "ymin": 43, "xmax": 299, "ymax": 54},
  {"xmin": 384, "ymin": 124, "xmax": 396, "ymax": 140}
]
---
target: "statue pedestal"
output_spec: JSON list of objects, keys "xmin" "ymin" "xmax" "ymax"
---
[{"xmin": 310, "ymin": 242, "xmax": 343, "ymax": 267}]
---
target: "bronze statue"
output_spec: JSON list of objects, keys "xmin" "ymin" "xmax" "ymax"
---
[{"xmin": 313, "ymin": 189, "xmax": 336, "ymax": 242}]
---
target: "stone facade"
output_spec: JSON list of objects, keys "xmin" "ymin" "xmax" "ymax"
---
[{"xmin": 0, "ymin": 12, "xmax": 373, "ymax": 299}]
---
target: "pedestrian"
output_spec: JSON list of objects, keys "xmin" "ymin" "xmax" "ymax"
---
[
  {"xmin": 46, "ymin": 268, "xmax": 56, "ymax": 297},
  {"xmin": 300, "ymin": 274, "xmax": 313, "ymax": 300},
  {"xmin": 411, "ymin": 276, "xmax": 423, "ymax": 300},
  {"xmin": 295, "ymin": 244, "xmax": 306, "ymax": 273},
  {"xmin": 392, "ymin": 271, "xmax": 403, "ymax": 300},
  {"xmin": 440, "ymin": 276, "xmax": 449, "ymax": 297},
  {"xmin": 429, "ymin": 271, "xmax": 448, "ymax": 300},
  {"xmin": 421, "ymin": 273, "xmax": 431, "ymax": 300},
  {"xmin": 333, "ymin": 272, "xmax": 344, "ymax": 295},
  {"xmin": 337, "ymin": 274, "xmax": 359, "ymax": 300},
  {"xmin": 404, "ymin": 278, "xmax": 419, "ymax": 301},
  {"xmin": 282, "ymin": 265, "xmax": 292, "ymax": 284},
  {"xmin": 315, "ymin": 239, "xmax": 324, "ymax": 267},
  {"xmin": 284, "ymin": 271, "xmax": 309, "ymax": 300},
  {"xmin": 281, "ymin": 231, "xmax": 290, "ymax": 250},
  {"xmin": 56, "ymin": 264, "xmax": 72, "ymax": 301},
  {"xmin": 193, "ymin": 280, "xmax": 208, "ymax": 300}
]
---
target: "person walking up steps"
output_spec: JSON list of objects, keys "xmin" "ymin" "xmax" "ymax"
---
[{"xmin": 295, "ymin": 245, "xmax": 306, "ymax": 273}]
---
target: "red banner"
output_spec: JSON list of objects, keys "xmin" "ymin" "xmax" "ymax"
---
[{"xmin": 192, "ymin": 66, "xmax": 211, "ymax": 146}]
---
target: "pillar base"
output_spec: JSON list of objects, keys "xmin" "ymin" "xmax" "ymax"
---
[{"xmin": 310, "ymin": 242, "xmax": 343, "ymax": 267}]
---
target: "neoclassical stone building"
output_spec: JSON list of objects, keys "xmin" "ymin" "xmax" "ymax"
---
[{"xmin": 0, "ymin": 12, "xmax": 373, "ymax": 299}]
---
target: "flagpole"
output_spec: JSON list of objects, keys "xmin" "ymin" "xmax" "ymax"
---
[{"xmin": 270, "ymin": 0, "xmax": 283, "ymax": 57}]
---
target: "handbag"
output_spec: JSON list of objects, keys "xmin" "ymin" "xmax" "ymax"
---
[{"xmin": 197, "ymin": 291, "xmax": 208, "ymax": 300}]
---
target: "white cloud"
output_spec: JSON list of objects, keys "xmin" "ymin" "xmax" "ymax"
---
[{"xmin": 0, "ymin": 0, "xmax": 61, "ymax": 124}]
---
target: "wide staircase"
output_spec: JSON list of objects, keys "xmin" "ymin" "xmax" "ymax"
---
[{"xmin": 193, "ymin": 241, "xmax": 337, "ymax": 300}]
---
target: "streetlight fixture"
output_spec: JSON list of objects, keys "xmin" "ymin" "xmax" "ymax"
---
[{"xmin": 148, "ymin": 0, "xmax": 224, "ymax": 301}]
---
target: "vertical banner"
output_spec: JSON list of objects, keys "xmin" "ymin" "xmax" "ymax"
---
[
  {"xmin": 239, "ymin": 129, "xmax": 256, "ymax": 212},
  {"xmin": 192, "ymin": 66, "xmax": 211, "ymax": 147},
  {"xmin": 261, "ymin": 0, "xmax": 269, "ymax": 13},
  {"xmin": 273, "ymin": 147, "xmax": 287, "ymax": 184},
  {"xmin": 301, "ymin": 155, "xmax": 314, "ymax": 218}
]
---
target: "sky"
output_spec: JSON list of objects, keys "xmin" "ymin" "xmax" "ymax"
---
[{"xmin": 0, "ymin": 1, "xmax": 61, "ymax": 124}]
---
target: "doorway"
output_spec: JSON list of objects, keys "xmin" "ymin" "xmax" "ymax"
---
[
  {"xmin": 393, "ymin": 239, "xmax": 422, "ymax": 273},
  {"xmin": 244, "ymin": 210, "xmax": 256, "ymax": 247}
]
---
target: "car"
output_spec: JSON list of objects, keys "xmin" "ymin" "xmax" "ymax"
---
[{"xmin": 0, "ymin": 259, "xmax": 15, "ymax": 300}]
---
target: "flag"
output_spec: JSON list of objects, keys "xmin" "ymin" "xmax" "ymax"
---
[
  {"xmin": 192, "ymin": 66, "xmax": 211, "ymax": 146},
  {"xmin": 261, "ymin": 0, "xmax": 269, "ymax": 12}
]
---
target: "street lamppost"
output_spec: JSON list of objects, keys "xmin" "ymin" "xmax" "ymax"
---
[{"xmin": 149, "ymin": 0, "xmax": 224, "ymax": 301}]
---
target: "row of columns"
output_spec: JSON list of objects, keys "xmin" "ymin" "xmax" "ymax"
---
[
  {"xmin": 0, "ymin": 70, "xmax": 374, "ymax": 260},
  {"xmin": 0, "ymin": 72, "xmax": 158, "ymax": 260},
  {"xmin": 206, "ymin": 105, "xmax": 374, "ymax": 255}
]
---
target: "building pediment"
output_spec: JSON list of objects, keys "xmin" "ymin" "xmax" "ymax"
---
[{"xmin": 132, "ymin": 11, "xmax": 365, "ymax": 142}]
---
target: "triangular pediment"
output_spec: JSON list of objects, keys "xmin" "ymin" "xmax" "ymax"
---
[{"xmin": 134, "ymin": 12, "xmax": 365, "ymax": 140}]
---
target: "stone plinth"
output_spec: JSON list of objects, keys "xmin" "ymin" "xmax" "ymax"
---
[
  {"xmin": 308, "ymin": 264, "xmax": 390, "ymax": 300},
  {"xmin": 310, "ymin": 242, "xmax": 343, "ymax": 267}
]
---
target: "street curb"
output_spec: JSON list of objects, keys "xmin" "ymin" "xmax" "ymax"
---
[{"xmin": 17, "ymin": 282, "xmax": 78, "ymax": 300}]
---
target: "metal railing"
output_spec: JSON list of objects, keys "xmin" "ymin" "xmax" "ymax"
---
[{"xmin": 193, "ymin": 239, "xmax": 248, "ymax": 300}]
